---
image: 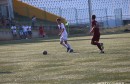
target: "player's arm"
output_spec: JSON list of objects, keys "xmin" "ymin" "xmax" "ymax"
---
[
  {"xmin": 90, "ymin": 22, "xmax": 97, "ymax": 34},
  {"xmin": 59, "ymin": 28, "xmax": 64, "ymax": 36},
  {"xmin": 90, "ymin": 27, "xmax": 94, "ymax": 34},
  {"xmin": 58, "ymin": 23, "xmax": 64, "ymax": 36}
]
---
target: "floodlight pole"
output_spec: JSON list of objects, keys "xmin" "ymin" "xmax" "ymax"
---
[{"xmin": 88, "ymin": 0, "xmax": 92, "ymax": 31}]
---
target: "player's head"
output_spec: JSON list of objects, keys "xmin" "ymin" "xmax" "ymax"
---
[
  {"xmin": 56, "ymin": 18, "xmax": 61, "ymax": 24},
  {"xmin": 92, "ymin": 15, "xmax": 96, "ymax": 20}
]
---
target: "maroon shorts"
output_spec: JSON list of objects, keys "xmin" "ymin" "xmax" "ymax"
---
[{"xmin": 92, "ymin": 34, "xmax": 100, "ymax": 42}]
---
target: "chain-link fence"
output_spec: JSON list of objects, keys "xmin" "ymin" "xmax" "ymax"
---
[
  {"xmin": 45, "ymin": 7, "xmax": 128, "ymax": 28},
  {"xmin": 1, "ymin": 0, "xmax": 130, "ymax": 37},
  {"xmin": 12, "ymin": 5, "xmax": 130, "ymax": 36},
  {"xmin": 14, "ymin": 7, "xmax": 129, "ymax": 27}
]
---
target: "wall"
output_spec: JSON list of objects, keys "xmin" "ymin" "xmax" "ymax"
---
[
  {"xmin": 13, "ymin": 0, "xmax": 67, "ymax": 23},
  {"xmin": 0, "ymin": 31, "xmax": 39, "ymax": 41},
  {"xmin": 0, "ymin": 0, "xmax": 8, "ymax": 5}
]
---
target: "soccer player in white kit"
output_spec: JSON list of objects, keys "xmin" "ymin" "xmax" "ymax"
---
[
  {"xmin": 22, "ymin": 24, "xmax": 28, "ymax": 39},
  {"xmin": 11, "ymin": 25, "xmax": 17, "ymax": 39},
  {"xmin": 27, "ymin": 25, "xmax": 32, "ymax": 39},
  {"xmin": 56, "ymin": 18, "xmax": 73, "ymax": 52}
]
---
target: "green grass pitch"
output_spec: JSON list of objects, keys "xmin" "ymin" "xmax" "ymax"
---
[{"xmin": 0, "ymin": 33, "xmax": 130, "ymax": 84}]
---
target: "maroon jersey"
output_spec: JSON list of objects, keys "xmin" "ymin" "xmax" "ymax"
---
[
  {"xmin": 92, "ymin": 20, "xmax": 100, "ymax": 35},
  {"xmin": 91, "ymin": 20, "xmax": 100, "ymax": 41}
]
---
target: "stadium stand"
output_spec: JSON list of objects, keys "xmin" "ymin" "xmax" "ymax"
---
[
  {"xmin": 20, "ymin": 0, "xmax": 130, "ymax": 27},
  {"xmin": 13, "ymin": 0, "xmax": 67, "ymax": 24}
]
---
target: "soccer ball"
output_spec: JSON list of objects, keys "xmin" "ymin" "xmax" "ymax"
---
[{"xmin": 43, "ymin": 50, "xmax": 47, "ymax": 55}]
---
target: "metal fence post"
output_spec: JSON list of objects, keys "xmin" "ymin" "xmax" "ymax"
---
[
  {"xmin": 105, "ymin": 8, "xmax": 109, "ymax": 28},
  {"xmin": 120, "ymin": 8, "xmax": 123, "ymax": 26},
  {"xmin": 88, "ymin": 0, "xmax": 92, "ymax": 31},
  {"xmin": 75, "ymin": 8, "xmax": 78, "ymax": 25},
  {"xmin": 59, "ymin": 7, "xmax": 62, "ymax": 17}
]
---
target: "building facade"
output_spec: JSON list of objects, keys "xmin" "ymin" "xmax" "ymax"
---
[{"xmin": 0, "ymin": 0, "xmax": 14, "ymax": 19}]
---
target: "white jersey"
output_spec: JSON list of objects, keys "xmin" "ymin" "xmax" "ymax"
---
[
  {"xmin": 22, "ymin": 26, "xmax": 28, "ymax": 32},
  {"xmin": 11, "ymin": 26, "xmax": 17, "ymax": 33},
  {"xmin": 58, "ymin": 23, "xmax": 67, "ymax": 36},
  {"xmin": 32, "ymin": 17, "xmax": 36, "ymax": 22},
  {"xmin": 28, "ymin": 26, "xmax": 31, "ymax": 31}
]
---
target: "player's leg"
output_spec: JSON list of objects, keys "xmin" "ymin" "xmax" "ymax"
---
[
  {"xmin": 25, "ymin": 32, "xmax": 28, "ymax": 39},
  {"xmin": 65, "ymin": 35, "xmax": 72, "ymax": 49},
  {"xmin": 91, "ymin": 40, "xmax": 102, "ymax": 50},
  {"xmin": 97, "ymin": 35, "xmax": 104, "ymax": 52},
  {"xmin": 29, "ymin": 31, "xmax": 32, "ymax": 39},
  {"xmin": 95, "ymin": 41, "xmax": 102, "ymax": 51},
  {"xmin": 91, "ymin": 38, "xmax": 104, "ymax": 53},
  {"xmin": 100, "ymin": 43, "xmax": 104, "ymax": 50},
  {"xmin": 64, "ymin": 40, "xmax": 72, "ymax": 52},
  {"xmin": 64, "ymin": 41, "xmax": 72, "ymax": 48},
  {"xmin": 23, "ymin": 32, "xmax": 27, "ymax": 39},
  {"xmin": 60, "ymin": 37, "xmax": 68, "ymax": 48},
  {"xmin": 63, "ymin": 35, "xmax": 73, "ymax": 52},
  {"xmin": 95, "ymin": 42, "xmax": 104, "ymax": 53}
]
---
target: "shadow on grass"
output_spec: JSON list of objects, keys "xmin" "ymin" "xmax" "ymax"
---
[
  {"xmin": 0, "ymin": 38, "xmax": 59, "ymax": 46},
  {"xmin": 0, "ymin": 71, "xmax": 12, "ymax": 74}
]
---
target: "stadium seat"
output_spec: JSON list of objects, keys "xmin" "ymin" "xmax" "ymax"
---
[{"xmin": 20, "ymin": 0, "xmax": 130, "ymax": 27}]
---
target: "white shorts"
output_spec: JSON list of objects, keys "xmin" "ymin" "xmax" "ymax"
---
[{"xmin": 60, "ymin": 35, "xmax": 68, "ymax": 42}]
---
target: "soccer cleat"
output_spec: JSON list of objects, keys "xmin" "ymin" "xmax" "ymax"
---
[
  {"xmin": 100, "ymin": 51, "xmax": 104, "ymax": 54},
  {"xmin": 67, "ymin": 48, "xmax": 70, "ymax": 52},
  {"xmin": 69, "ymin": 49, "xmax": 74, "ymax": 53},
  {"xmin": 100, "ymin": 43, "xmax": 104, "ymax": 50}
]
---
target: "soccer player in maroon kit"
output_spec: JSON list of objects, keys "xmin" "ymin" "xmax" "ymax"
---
[{"xmin": 90, "ymin": 15, "xmax": 104, "ymax": 53}]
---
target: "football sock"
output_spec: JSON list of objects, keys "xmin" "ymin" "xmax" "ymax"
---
[
  {"xmin": 66, "ymin": 43, "xmax": 71, "ymax": 49},
  {"xmin": 61, "ymin": 43, "xmax": 68, "ymax": 48},
  {"xmin": 92, "ymin": 42, "xmax": 102, "ymax": 50},
  {"xmin": 97, "ymin": 43, "xmax": 102, "ymax": 51}
]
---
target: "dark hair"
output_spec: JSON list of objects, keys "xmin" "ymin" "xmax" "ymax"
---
[
  {"xmin": 92, "ymin": 15, "xmax": 96, "ymax": 19},
  {"xmin": 56, "ymin": 18, "xmax": 61, "ymax": 21}
]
